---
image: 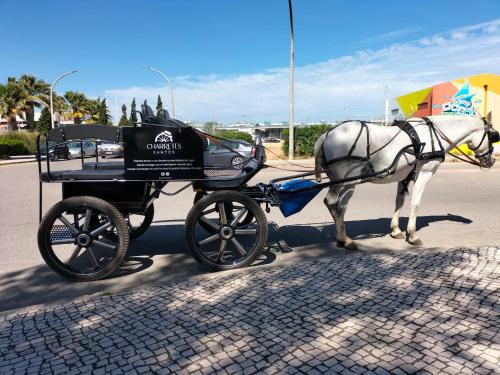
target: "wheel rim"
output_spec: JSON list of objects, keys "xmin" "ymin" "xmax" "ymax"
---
[
  {"xmin": 232, "ymin": 156, "xmax": 245, "ymax": 169},
  {"xmin": 46, "ymin": 206, "xmax": 121, "ymax": 275},
  {"xmin": 193, "ymin": 199, "xmax": 260, "ymax": 266}
]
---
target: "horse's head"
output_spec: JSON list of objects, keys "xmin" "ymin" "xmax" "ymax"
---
[{"xmin": 468, "ymin": 112, "xmax": 498, "ymax": 168}]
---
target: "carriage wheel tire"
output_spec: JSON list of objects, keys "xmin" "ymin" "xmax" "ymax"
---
[
  {"xmin": 38, "ymin": 196, "xmax": 129, "ymax": 282},
  {"xmin": 185, "ymin": 190, "xmax": 268, "ymax": 271},
  {"xmin": 194, "ymin": 191, "xmax": 255, "ymax": 230},
  {"xmin": 128, "ymin": 204, "xmax": 155, "ymax": 239}
]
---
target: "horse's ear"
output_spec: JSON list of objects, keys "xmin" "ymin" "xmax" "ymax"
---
[{"xmin": 486, "ymin": 111, "xmax": 493, "ymax": 124}]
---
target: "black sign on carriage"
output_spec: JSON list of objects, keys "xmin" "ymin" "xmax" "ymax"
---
[{"xmin": 123, "ymin": 126, "xmax": 204, "ymax": 180}]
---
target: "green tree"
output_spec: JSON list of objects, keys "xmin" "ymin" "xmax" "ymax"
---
[
  {"xmin": 156, "ymin": 95, "xmax": 163, "ymax": 116},
  {"xmin": 64, "ymin": 91, "xmax": 88, "ymax": 124},
  {"xmin": 118, "ymin": 104, "xmax": 130, "ymax": 126},
  {"xmin": 99, "ymin": 98, "xmax": 110, "ymax": 125},
  {"xmin": 0, "ymin": 80, "xmax": 27, "ymax": 131},
  {"xmin": 18, "ymin": 75, "xmax": 50, "ymax": 130},
  {"xmin": 36, "ymin": 107, "xmax": 52, "ymax": 134},
  {"xmin": 281, "ymin": 124, "xmax": 333, "ymax": 157},
  {"xmin": 129, "ymin": 98, "xmax": 137, "ymax": 124},
  {"xmin": 215, "ymin": 130, "xmax": 253, "ymax": 143}
]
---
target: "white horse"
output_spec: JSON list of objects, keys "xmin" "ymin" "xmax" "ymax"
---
[{"xmin": 314, "ymin": 113, "xmax": 497, "ymax": 249}]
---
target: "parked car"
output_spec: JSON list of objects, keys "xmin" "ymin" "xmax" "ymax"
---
[
  {"xmin": 97, "ymin": 142, "xmax": 124, "ymax": 158},
  {"xmin": 67, "ymin": 141, "xmax": 97, "ymax": 159},
  {"xmin": 37, "ymin": 141, "xmax": 70, "ymax": 161},
  {"xmin": 207, "ymin": 139, "xmax": 255, "ymax": 169},
  {"xmin": 264, "ymin": 137, "xmax": 281, "ymax": 143}
]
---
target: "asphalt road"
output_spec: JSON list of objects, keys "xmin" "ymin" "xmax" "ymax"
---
[{"xmin": 1, "ymin": 160, "xmax": 499, "ymax": 312}]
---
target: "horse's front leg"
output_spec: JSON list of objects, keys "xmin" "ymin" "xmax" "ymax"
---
[
  {"xmin": 390, "ymin": 181, "xmax": 407, "ymax": 239},
  {"xmin": 324, "ymin": 185, "xmax": 357, "ymax": 250},
  {"xmin": 407, "ymin": 171, "xmax": 433, "ymax": 245}
]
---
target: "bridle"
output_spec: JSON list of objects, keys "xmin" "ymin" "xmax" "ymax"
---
[
  {"xmin": 430, "ymin": 117, "xmax": 498, "ymax": 168},
  {"xmin": 469, "ymin": 118, "xmax": 499, "ymax": 159}
]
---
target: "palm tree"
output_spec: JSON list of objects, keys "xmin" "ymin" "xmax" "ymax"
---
[
  {"xmin": 18, "ymin": 75, "xmax": 50, "ymax": 129},
  {"xmin": 85, "ymin": 98, "xmax": 101, "ymax": 123},
  {"xmin": 0, "ymin": 80, "xmax": 27, "ymax": 131},
  {"xmin": 85, "ymin": 98, "xmax": 111, "ymax": 124},
  {"xmin": 64, "ymin": 91, "xmax": 88, "ymax": 124}
]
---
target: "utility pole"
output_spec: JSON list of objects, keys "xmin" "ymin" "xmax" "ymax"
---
[{"xmin": 288, "ymin": 0, "xmax": 295, "ymax": 159}]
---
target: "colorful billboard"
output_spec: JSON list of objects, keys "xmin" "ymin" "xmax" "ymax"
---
[{"xmin": 393, "ymin": 73, "xmax": 500, "ymax": 127}]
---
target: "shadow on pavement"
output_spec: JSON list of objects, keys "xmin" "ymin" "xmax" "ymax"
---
[{"xmin": 0, "ymin": 213, "xmax": 472, "ymax": 312}]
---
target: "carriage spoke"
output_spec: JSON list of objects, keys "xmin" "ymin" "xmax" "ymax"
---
[
  {"xmin": 58, "ymin": 216, "xmax": 80, "ymax": 235},
  {"xmin": 201, "ymin": 207, "xmax": 217, "ymax": 216},
  {"xmin": 66, "ymin": 245, "xmax": 82, "ymax": 265},
  {"xmin": 230, "ymin": 208, "xmax": 248, "ymax": 227},
  {"xmin": 90, "ymin": 221, "xmax": 112, "ymax": 237},
  {"xmin": 231, "ymin": 238, "xmax": 247, "ymax": 256},
  {"xmin": 234, "ymin": 228, "xmax": 257, "ymax": 235},
  {"xmin": 217, "ymin": 240, "xmax": 228, "ymax": 263},
  {"xmin": 51, "ymin": 238, "xmax": 76, "ymax": 245},
  {"xmin": 198, "ymin": 216, "xmax": 219, "ymax": 231},
  {"xmin": 198, "ymin": 233, "xmax": 219, "ymax": 246},
  {"xmin": 218, "ymin": 203, "xmax": 228, "ymax": 225},
  {"xmin": 93, "ymin": 240, "xmax": 116, "ymax": 251},
  {"xmin": 82, "ymin": 209, "xmax": 92, "ymax": 231},
  {"xmin": 86, "ymin": 247, "xmax": 100, "ymax": 268},
  {"xmin": 73, "ymin": 214, "xmax": 80, "ymax": 230}
]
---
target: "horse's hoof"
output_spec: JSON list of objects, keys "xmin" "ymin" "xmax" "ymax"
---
[
  {"xmin": 390, "ymin": 231, "xmax": 405, "ymax": 239},
  {"xmin": 337, "ymin": 239, "xmax": 357, "ymax": 250},
  {"xmin": 344, "ymin": 241, "xmax": 358, "ymax": 250},
  {"xmin": 408, "ymin": 238, "xmax": 423, "ymax": 246}
]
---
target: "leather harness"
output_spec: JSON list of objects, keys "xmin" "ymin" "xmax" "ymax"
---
[{"xmin": 393, "ymin": 117, "xmax": 445, "ymax": 161}]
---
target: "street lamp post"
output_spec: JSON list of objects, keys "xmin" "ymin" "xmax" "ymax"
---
[
  {"xmin": 288, "ymin": 0, "xmax": 295, "ymax": 159},
  {"xmin": 145, "ymin": 67, "xmax": 175, "ymax": 118},
  {"xmin": 50, "ymin": 70, "xmax": 78, "ymax": 129}
]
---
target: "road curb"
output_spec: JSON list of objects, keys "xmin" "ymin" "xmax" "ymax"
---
[{"xmin": 0, "ymin": 158, "xmax": 36, "ymax": 166}]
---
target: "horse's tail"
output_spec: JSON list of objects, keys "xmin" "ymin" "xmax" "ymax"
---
[{"xmin": 314, "ymin": 134, "xmax": 326, "ymax": 182}]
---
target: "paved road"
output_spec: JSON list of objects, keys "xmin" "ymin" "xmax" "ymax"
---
[
  {"xmin": 1, "ymin": 161, "xmax": 499, "ymax": 312},
  {"xmin": 1, "ymin": 246, "xmax": 498, "ymax": 374}
]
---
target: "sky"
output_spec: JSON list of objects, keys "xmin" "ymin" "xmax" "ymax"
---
[{"xmin": 1, "ymin": 0, "xmax": 500, "ymax": 123}]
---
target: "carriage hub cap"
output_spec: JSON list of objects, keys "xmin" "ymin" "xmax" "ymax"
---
[
  {"xmin": 219, "ymin": 226, "xmax": 234, "ymax": 240},
  {"xmin": 76, "ymin": 233, "xmax": 92, "ymax": 247}
]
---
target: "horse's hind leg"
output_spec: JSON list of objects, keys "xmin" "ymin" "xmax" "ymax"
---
[
  {"xmin": 324, "ymin": 185, "xmax": 357, "ymax": 250},
  {"xmin": 390, "ymin": 181, "xmax": 407, "ymax": 239},
  {"xmin": 407, "ymin": 171, "xmax": 433, "ymax": 246}
]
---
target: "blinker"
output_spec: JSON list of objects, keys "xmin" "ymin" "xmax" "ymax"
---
[{"xmin": 488, "ymin": 130, "xmax": 500, "ymax": 144}]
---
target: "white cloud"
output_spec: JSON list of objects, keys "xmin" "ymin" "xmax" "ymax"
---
[
  {"xmin": 106, "ymin": 19, "xmax": 500, "ymax": 124},
  {"xmin": 361, "ymin": 27, "xmax": 421, "ymax": 43}
]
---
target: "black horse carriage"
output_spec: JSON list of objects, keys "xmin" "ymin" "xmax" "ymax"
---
[{"xmin": 37, "ymin": 103, "xmax": 322, "ymax": 281}]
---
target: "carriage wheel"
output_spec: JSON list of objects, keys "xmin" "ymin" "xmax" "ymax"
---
[
  {"xmin": 185, "ymin": 190, "xmax": 268, "ymax": 271},
  {"xmin": 127, "ymin": 204, "xmax": 155, "ymax": 239},
  {"xmin": 38, "ymin": 196, "xmax": 129, "ymax": 281},
  {"xmin": 194, "ymin": 191, "xmax": 255, "ymax": 232}
]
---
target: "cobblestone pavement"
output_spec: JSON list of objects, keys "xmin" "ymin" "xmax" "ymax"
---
[{"xmin": 1, "ymin": 246, "xmax": 499, "ymax": 375}]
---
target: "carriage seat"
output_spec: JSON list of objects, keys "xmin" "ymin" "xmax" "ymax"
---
[{"xmin": 40, "ymin": 169, "xmax": 125, "ymax": 182}]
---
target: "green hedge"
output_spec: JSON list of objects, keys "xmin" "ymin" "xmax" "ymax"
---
[
  {"xmin": 0, "ymin": 132, "xmax": 39, "ymax": 154},
  {"xmin": 215, "ymin": 130, "xmax": 253, "ymax": 144},
  {"xmin": 0, "ymin": 139, "xmax": 29, "ymax": 158},
  {"xmin": 282, "ymin": 124, "xmax": 333, "ymax": 157}
]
